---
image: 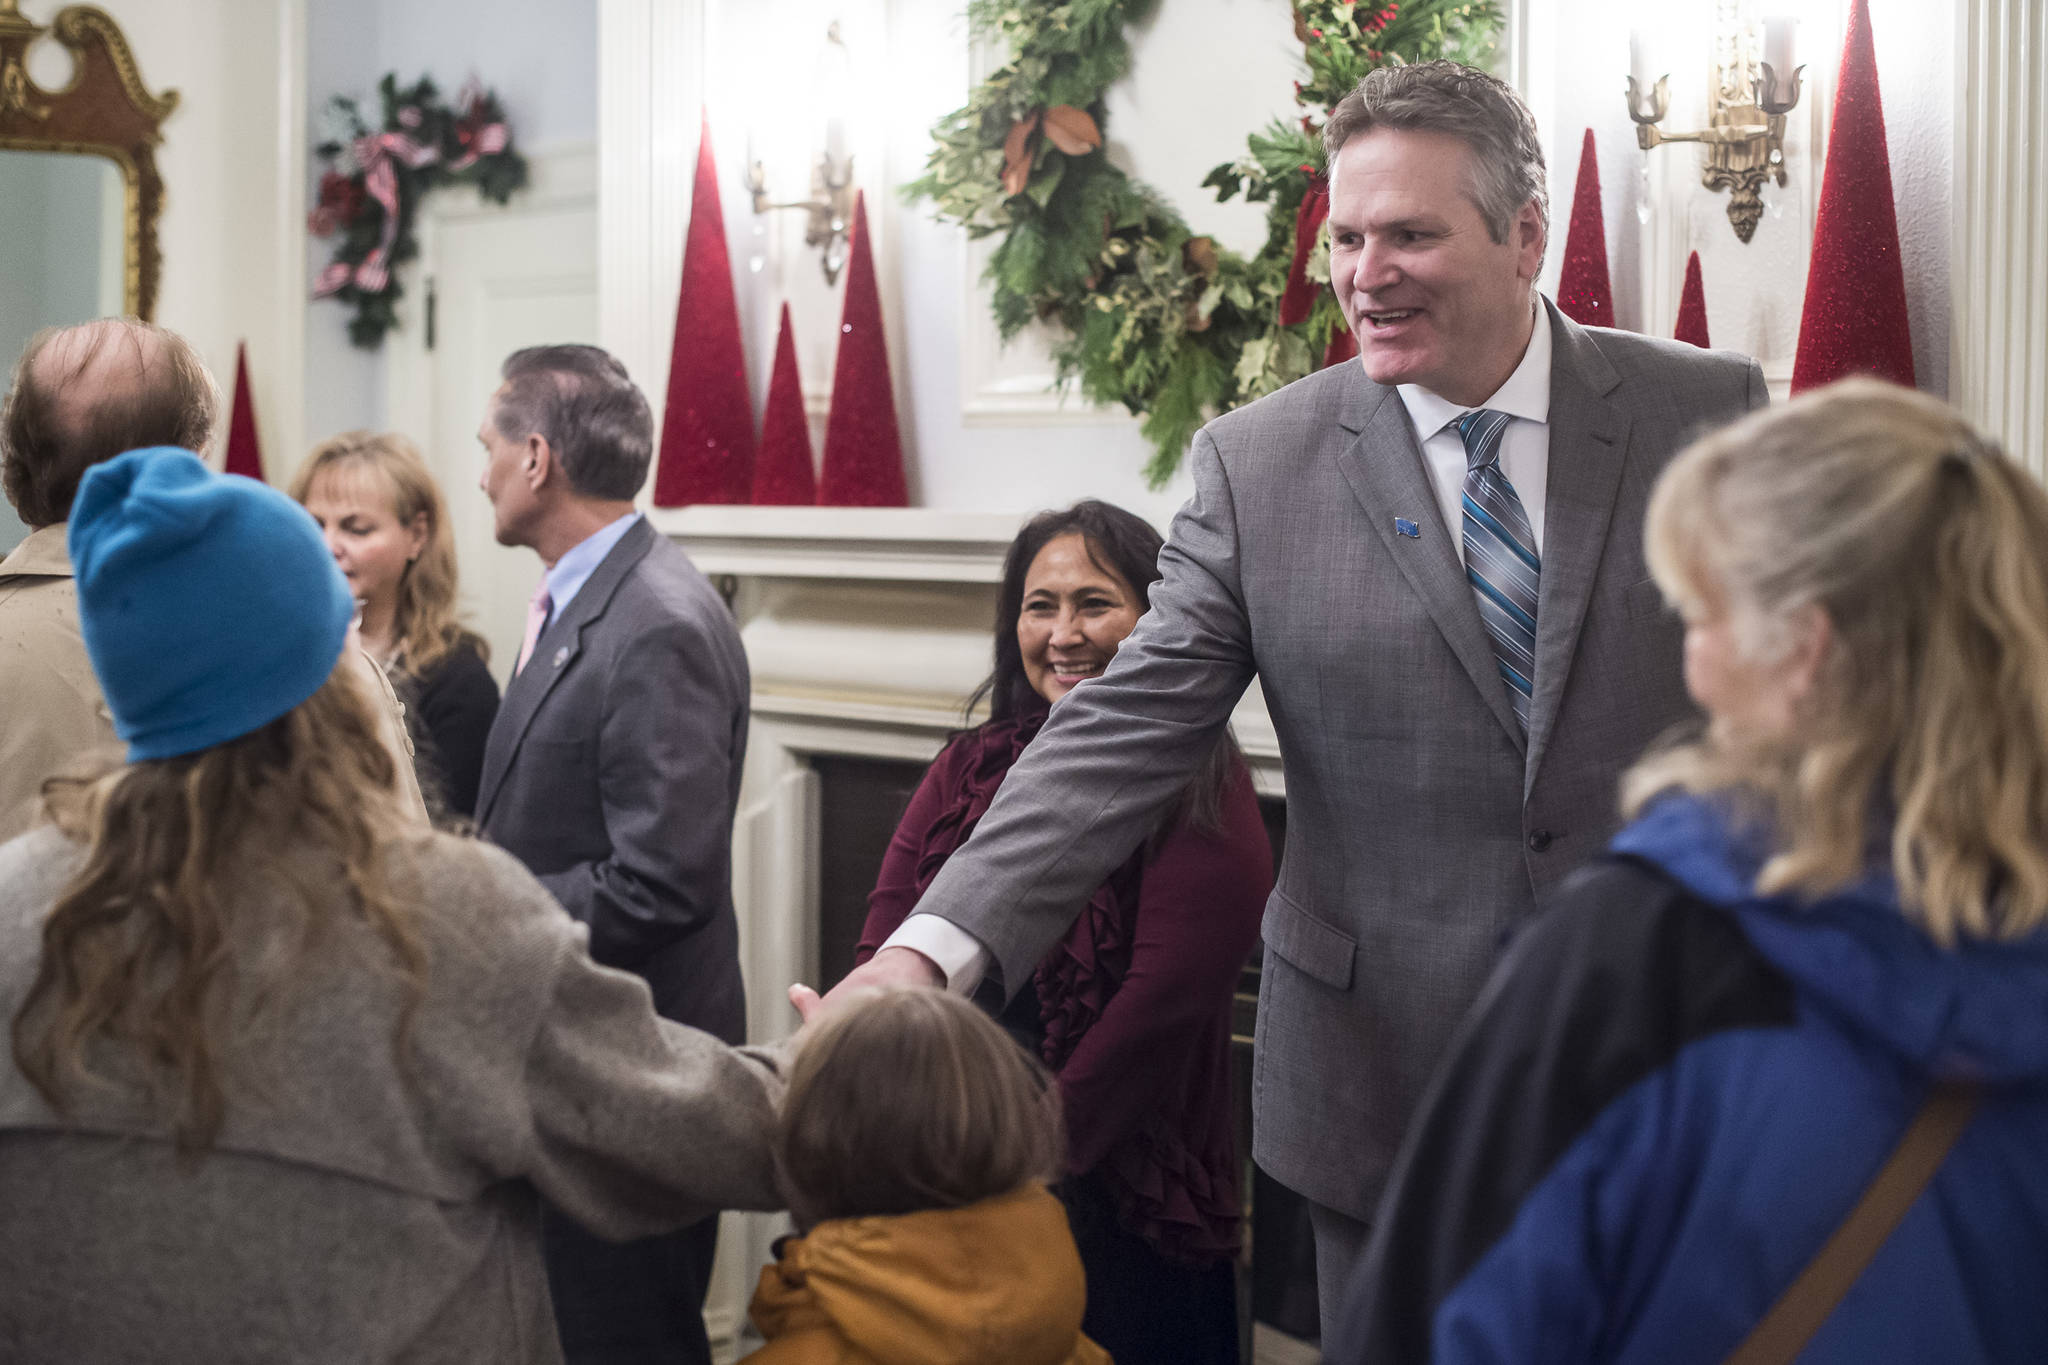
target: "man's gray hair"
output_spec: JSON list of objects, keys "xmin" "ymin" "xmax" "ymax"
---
[
  {"xmin": 493, "ymin": 344, "xmax": 652, "ymax": 501},
  {"xmin": 1323, "ymin": 60, "xmax": 1550, "ymax": 271}
]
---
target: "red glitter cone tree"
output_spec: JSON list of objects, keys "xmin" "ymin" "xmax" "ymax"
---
[
  {"xmin": 752, "ymin": 304, "xmax": 817, "ymax": 505},
  {"xmin": 817, "ymin": 192, "xmax": 908, "ymax": 507},
  {"xmin": 653, "ymin": 111, "xmax": 755, "ymax": 505},
  {"xmin": 1674, "ymin": 251, "xmax": 1711, "ymax": 348},
  {"xmin": 1322, "ymin": 322, "xmax": 1358, "ymax": 370},
  {"xmin": 223, "ymin": 342, "xmax": 265, "ymax": 482},
  {"xmin": 1791, "ymin": 0, "xmax": 1915, "ymax": 393},
  {"xmin": 1555, "ymin": 129, "xmax": 1614, "ymax": 329}
]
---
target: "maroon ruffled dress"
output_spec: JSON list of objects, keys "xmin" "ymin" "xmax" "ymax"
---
[{"xmin": 857, "ymin": 701, "xmax": 1273, "ymax": 1267}]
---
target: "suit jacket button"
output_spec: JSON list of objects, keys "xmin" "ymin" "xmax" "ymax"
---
[{"xmin": 1527, "ymin": 829, "xmax": 1555, "ymax": 852}]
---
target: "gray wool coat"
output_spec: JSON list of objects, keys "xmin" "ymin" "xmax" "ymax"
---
[{"xmin": 0, "ymin": 824, "xmax": 785, "ymax": 1364}]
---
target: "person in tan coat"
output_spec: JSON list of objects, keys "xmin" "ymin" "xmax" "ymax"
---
[
  {"xmin": 0, "ymin": 447, "xmax": 785, "ymax": 1363},
  {"xmin": 745, "ymin": 989, "xmax": 1109, "ymax": 1365},
  {"xmin": 0, "ymin": 319, "xmax": 424, "ymax": 841}
]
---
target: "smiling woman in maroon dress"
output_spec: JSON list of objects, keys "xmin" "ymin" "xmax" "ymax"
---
[{"xmin": 858, "ymin": 499, "xmax": 1274, "ymax": 1365}]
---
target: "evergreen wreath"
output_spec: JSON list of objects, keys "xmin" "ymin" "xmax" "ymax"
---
[
  {"xmin": 907, "ymin": 0, "xmax": 1503, "ymax": 484},
  {"xmin": 309, "ymin": 75, "xmax": 529, "ymax": 348}
]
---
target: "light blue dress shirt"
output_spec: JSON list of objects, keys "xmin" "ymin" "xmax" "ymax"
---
[{"xmin": 540, "ymin": 510, "xmax": 642, "ymax": 628}]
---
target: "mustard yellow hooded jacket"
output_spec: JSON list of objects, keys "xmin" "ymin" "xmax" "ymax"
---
[{"xmin": 744, "ymin": 1186, "xmax": 1112, "ymax": 1365}]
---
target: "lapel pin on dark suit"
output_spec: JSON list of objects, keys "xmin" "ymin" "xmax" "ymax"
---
[
  {"xmin": 552, "ymin": 646, "xmax": 569, "ymax": 669},
  {"xmin": 1395, "ymin": 518, "xmax": 1420, "ymax": 538}
]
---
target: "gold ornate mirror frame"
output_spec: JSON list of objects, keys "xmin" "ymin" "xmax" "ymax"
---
[{"xmin": 0, "ymin": 0, "xmax": 176, "ymax": 318}]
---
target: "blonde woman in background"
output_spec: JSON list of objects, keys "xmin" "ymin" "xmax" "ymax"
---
[
  {"xmin": 1332, "ymin": 380, "xmax": 2048, "ymax": 1365},
  {"xmin": 293, "ymin": 432, "xmax": 499, "ymax": 819}
]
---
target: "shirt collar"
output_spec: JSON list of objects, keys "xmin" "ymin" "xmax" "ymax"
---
[
  {"xmin": 1394, "ymin": 299, "xmax": 1553, "ymax": 438},
  {"xmin": 543, "ymin": 510, "xmax": 641, "ymax": 614}
]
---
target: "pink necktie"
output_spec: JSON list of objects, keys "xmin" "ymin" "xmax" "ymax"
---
[{"xmin": 515, "ymin": 582, "xmax": 553, "ymax": 676}]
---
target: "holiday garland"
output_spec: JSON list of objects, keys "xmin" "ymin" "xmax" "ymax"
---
[
  {"xmin": 309, "ymin": 75, "xmax": 528, "ymax": 348},
  {"xmin": 907, "ymin": 0, "xmax": 1502, "ymax": 484}
]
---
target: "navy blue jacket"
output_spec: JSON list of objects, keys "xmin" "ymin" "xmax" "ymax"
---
[{"xmin": 1331, "ymin": 793, "xmax": 2048, "ymax": 1364}]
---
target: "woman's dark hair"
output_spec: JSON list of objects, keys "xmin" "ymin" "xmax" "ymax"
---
[{"xmin": 971, "ymin": 499, "xmax": 1243, "ymax": 834}]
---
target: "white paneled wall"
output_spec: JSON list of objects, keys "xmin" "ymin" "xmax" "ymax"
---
[
  {"xmin": 1951, "ymin": 0, "xmax": 2047, "ymax": 474},
  {"xmin": 1533, "ymin": 0, "xmax": 1954, "ymax": 397},
  {"xmin": 49, "ymin": 0, "xmax": 310, "ymax": 475}
]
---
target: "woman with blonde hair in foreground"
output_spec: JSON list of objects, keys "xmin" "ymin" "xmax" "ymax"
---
[
  {"xmin": 0, "ymin": 447, "xmax": 782, "ymax": 1364},
  {"xmin": 1332, "ymin": 380, "xmax": 2048, "ymax": 1365},
  {"xmin": 745, "ymin": 987, "xmax": 1108, "ymax": 1365}
]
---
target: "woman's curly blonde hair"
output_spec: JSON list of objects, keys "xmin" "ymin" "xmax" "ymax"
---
[
  {"xmin": 10, "ymin": 663, "xmax": 428, "ymax": 1150},
  {"xmin": 1626, "ymin": 378, "xmax": 2048, "ymax": 945}
]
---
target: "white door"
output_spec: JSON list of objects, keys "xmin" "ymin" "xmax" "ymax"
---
[{"xmin": 387, "ymin": 146, "xmax": 599, "ymax": 686}]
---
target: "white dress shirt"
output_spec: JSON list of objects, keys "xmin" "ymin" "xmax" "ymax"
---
[
  {"xmin": 886, "ymin": 302, "xmax": 1556, "ymax": 994},
  {"xmin": 1395, "ymin": 303, "xmax": 1552, "ymax": 558}
]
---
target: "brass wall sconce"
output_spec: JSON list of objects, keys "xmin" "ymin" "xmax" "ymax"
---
[
  {"xmin": 746, "ymin": 20, "xmax": 856, "ymax": 286},
  {"xmin": 1626, "ymin": 20, "xmax": 1804, "ymax": 244}
]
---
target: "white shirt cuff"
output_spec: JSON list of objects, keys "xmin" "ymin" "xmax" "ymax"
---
[{"xmin": 882, "ymin": 914, "xmax": 991, "ymax": 996}]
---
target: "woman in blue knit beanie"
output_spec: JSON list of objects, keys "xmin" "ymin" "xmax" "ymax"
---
[{"xmin": 0, "ymin": 447, "xmax": 784, "ymax": 1362}]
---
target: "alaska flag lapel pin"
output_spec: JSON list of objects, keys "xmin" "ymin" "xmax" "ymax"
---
[{"xmin": 1394, "ymin": 517, "xmax": 1420, "ymax": 538}]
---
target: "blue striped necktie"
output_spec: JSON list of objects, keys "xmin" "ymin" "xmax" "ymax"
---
[{"xmin": 1457, "ymin": 409, "xmax": 1539, "ymax": 732}]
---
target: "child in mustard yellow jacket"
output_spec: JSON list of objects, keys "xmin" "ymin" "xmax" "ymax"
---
[{"xmin": 744, "ymin": 988, "xmax": 1111, "ymax": 1365}]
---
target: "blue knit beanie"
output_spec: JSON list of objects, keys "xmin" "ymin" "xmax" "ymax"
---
[{"xmin": 68, "ymin": 447, "xmax": 356, "ymax": 761}]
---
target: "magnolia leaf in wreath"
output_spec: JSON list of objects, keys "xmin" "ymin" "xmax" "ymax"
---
[
  {"xmin": 1041, "ymin": 104, "xmax": 1104, "ymax": 155},
  {"xmin": 1183, "ymin": 235, "xmax": 1220, "ymax": 277},
  {"xmin": 1003, "ymin": 114, "xmax": 1041, "ymax": 196}
]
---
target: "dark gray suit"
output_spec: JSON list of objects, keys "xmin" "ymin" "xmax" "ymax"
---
[
  {"xmin": 478, "ymin": 514, "xmax": 748, "ymax": 1365},
  {"xmin": 908, "ymin": 302, "xmax": 1765, "ymax": 1240}
]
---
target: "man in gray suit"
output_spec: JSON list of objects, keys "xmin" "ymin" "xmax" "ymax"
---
[
  {"xmin": 475, "ymin": 344, "xmax": 748, "ymax": 1365},
  {"xmin": 819, "ymin": 62, "xmax": 1766, "ymax": 1321}
]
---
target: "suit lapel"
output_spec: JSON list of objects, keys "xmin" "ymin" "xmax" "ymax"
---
[
  {"xmin": 475, "ymin": 517, "xmax": 658, "ymax": 825},
  {"xmin": 1523, "ymin": 302, "xmax": 1627, "ymax": 793},
  {"xmin": 1334, "ymin": 382, "xmax": 1526, "ymax": 751}
]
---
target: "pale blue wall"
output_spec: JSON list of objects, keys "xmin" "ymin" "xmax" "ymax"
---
[{"xmin": 300, "ymin": 0, "xmax": 597, "ymax": 456}]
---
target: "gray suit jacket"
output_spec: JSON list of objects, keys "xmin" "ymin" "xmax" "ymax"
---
[
  {"xmin": 478, "ymin": 517, "xmax": 749, "ymax": 1045},
  {"xmin": 913, "ymin": 301, "xmax": 1767, "ymax": 1219}
]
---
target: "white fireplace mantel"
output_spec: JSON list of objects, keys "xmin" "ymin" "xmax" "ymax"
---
[
  {"xmin": 657, "ymin": 509, "xmax": 1286, "ymax": 791},
  {"xmin": 650, "ymin": 504, "xmax": 1026, "ymax": 583}
]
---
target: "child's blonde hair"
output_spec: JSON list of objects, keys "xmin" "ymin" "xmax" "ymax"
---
[
  {"xmin": 1626, "ymin": 378, "xmax": 2048, "ymax": 945},
  {"xmin": 776, "ymin": 988, "xmax": 1063, "ymax": 1227}
]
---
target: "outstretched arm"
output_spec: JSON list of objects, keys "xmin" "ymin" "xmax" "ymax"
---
[{"xmin": 522, "ymin": 926, "xmax": 786, "ymax": 1239}]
